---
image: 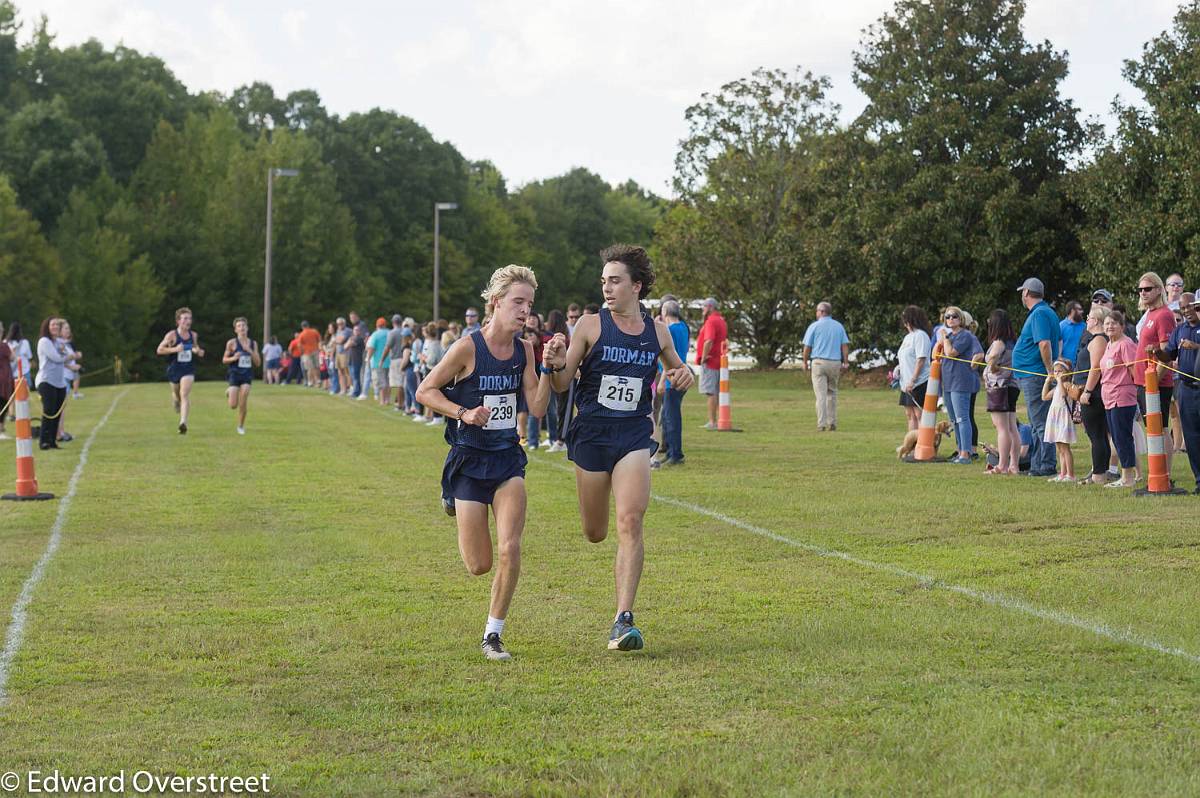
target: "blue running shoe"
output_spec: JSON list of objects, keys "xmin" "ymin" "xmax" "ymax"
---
[{"xmin": 608, "ymin": 611, "xmax": 644, "ymax": 651}]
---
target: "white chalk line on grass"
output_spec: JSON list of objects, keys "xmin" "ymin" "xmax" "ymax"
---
[
  {"xmin": 529, "ymin": 454, "xmax": 1200, "ymax": 667},
  {"xmin": 328, "ymin": 391, "xmax": 1200, "ymax": 666},
  {"xmin": 0, "ymin": 389, "xmax": 128, "ymax": 705}
]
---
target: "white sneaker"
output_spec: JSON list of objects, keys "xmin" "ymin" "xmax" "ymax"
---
[
  {"xmin": 427, "ymin": 417, "xmax": 444, "ymax": 426},
  {"xmin": 0, "ymin": 433, "xmax": 10, "ymax": 440},
  {"xmin": 547, "ymin": 441, "xmax": 566, "ymax": 453},
  {"xmin": 237, "ymin": 426, "xmax": 245, "ymax": 435},
  {"xmin": 356, "ymin": 394, "xmax": 368, "ymax": 401},
  {"xmin": 412, "ymin": 415, "xmax": 427, "ymax": 423},
  {"xmin": 539, "ymin": 438, "xmax": 553, "ymax": 448},
  {"xmin": 72, "ymin": 392, "xmax": 84, "ymax": 399}
]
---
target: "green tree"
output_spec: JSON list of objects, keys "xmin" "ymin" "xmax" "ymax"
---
[
  {"xmin": 1072, "ymin": 2, "xmax": 1200, "ymax": 295},
  {"xmin": 0, "ymin": 174, "xmax": 62, "ymax": 331},
  {"xmin": 839, "ymin": 0, "xmax": 1090, "ymax": 351},
  {"xmin": 54, "ymin": 176, "xmax": 162, "ymax": 370},
  {"xmin": 1, "ymin": 94, "xmax": 107, "ymax": 227},
  {"xmin": 655, "ymin": 67, "xmax": 839, "ymax": 367}
]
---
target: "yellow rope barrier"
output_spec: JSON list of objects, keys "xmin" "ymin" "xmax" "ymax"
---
[{"xmin": 935, "ymin": 346, "xmax": 1198, "ymax": 387}]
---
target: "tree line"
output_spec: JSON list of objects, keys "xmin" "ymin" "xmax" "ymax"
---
[
  {"xmin": 655, "ymin": 0, "xmax": 1200, "ymax": 365},
  {"xmin": 2, "ymin": 0, "xmax": 1199, "ymax": 374},
  {"xmin": 0, "ymin": 1, "xmax": 662, "ymax": 379}
]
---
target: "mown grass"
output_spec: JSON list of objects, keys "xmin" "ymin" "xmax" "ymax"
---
[{"xmin": 0, "ymin": 374, "xmax": 1198, "ymax": 796}]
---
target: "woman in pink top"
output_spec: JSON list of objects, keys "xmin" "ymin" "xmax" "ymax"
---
[{"xmin": 1100, "ymin": 311, "xmax": 1139, "ymax": 488}]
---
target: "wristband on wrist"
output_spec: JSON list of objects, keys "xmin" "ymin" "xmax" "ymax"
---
[{"xmin": 455, "ymin": 406, "xmax": 466, "ymax": 420}]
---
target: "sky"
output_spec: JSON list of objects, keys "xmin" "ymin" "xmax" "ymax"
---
[{"xmin": 11, "ymin": 0, "xmax": 1187, "ymax": 196}]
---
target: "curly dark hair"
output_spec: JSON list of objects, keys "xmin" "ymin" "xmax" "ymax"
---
[
  {"xmin": 900, "ymin": 305, "xmax": 931, "ymax": 336},
  {"xmin": 600, "ymin": 243, "xmax": 655, "ymax": 299}
]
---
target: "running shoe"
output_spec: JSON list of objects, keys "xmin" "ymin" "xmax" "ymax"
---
[
  {"xmin": 608, "ymin": 611, "xmax": 644, "ymax": 651},
  {"xmin": 59, "ymin": 432, "xmax": 74, "ymax": 442},
  {"xmin": 547, "ymin": 441, "xmax": 566, "ymax": 453},
  {"xmin": 0, "ymin": 433, "xmax": 9, "ymax": 440},
  {"xmin": 412, "ymin": 415, "xmax": 426, "ymax": 423},
  {"xmin": 442, "ymin": 496, "xmax": 456, "ymax": 517},
  {"xmin": 72, "ymin": 391, "xmax": 84, "ymax": 399},
  {"xmin": 178, "ymin": 422, "xmax": 187, "ymax": 435},
  {"xmin": 650, "ymin": 459, "xmax": 661, "ymax": 470},
  {"xmin": 481, "ymin": 633, "xmax": 512, "ymax": 661},
  {"xmin": 237, "ymin": 426, "xmax": 245, "ymax": 436}
]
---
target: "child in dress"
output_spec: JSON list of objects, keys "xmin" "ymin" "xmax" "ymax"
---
[{"xmin": 1041, "ymin": 358, "xmax": 1077, "ymax": 482}]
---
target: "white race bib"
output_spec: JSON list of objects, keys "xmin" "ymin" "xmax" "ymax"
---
[
  {"xmin": 238, "ymin": 354, "xmax": 252, "ymax": 369},
  {"xmin": 599, "ymin": 374, "xmax": 642, "ymax": 411},
  {"xmin": 177, "ymin": 347, "xmax": 192, "ymax": 363},
  {"xmin": 483, "ymin": 393, "xmax": 517, "ymax": 430}
]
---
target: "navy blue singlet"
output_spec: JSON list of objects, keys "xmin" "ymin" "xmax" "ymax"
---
[
  {"xmin": 443, "ymin": 331, "xmax": 527, "ymax": 452},
  {"xmin": 575, "ymin": 309, "xmax": 660, "ymax": 420},
  {"xmin": 228, "ymin": 338, "xmax": 255, "ymax": 384}
]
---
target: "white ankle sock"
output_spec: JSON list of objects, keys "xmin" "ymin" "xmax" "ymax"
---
[{"xmin": 485, "ymin": 616, "xmax": 505, "ymax": 637}]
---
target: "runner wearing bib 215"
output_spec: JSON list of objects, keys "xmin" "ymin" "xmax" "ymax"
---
[
  {"xmin": 416, "ymin": 264, "xmax": 554, "ymax": 662},
  {"xmin": 543, "ymin": 244, "xmax": 694, "ymax": 653}
]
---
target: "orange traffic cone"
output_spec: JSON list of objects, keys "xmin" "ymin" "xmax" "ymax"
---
[
  {"xmin": 3, "ymin": 359, "xmax": 55, "ymax": 501},
  {"xmin": 717, "ymin": 341, "xmax": 733, "ymax": 431},
  {"xmin": 1135, "ymin": 354, "xmax": 1187, "ymax": 496},
  {"xmin": 912, "ymin": 342, "xmax": 944, "ymax": 461}
]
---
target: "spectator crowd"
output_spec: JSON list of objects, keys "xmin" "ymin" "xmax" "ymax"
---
[
  {"xmin": 269, "ymin": 296, "xmax": 709, "ymax": 469},
  {"xmin": 890, "ymin": 271, "xmax": 1200, "ymax": 493}
]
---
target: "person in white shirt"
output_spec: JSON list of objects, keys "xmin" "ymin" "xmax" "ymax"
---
[{"xmin": 897, "ymin": 306, "xmax": 933, "ymax": 432}]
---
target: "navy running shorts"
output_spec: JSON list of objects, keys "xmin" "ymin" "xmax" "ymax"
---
[
  {"xmin": 566, "ymin": 415, "xmax": 656, "ymax": 474},
  {"xmin": 166, "ymin": 363, "xmax": 195, "ymax": 384},
  {"xmin": 227, "ymin": 370, "xmax": 253, "ymax": 387},
  {"xmin": 441, "ymin": 444, "xmax": 527, "ymax": 505}
]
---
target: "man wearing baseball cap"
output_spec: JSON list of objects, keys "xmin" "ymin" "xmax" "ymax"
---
[
  {"xmin": 1013, "ymin": 277, "xmax": 1061, "ymax": 477},
  {"xmin": 366, "ymin": 317, "xmax": 392, "ymax": 406}
]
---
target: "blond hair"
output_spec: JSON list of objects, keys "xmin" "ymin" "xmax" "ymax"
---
[
  {"xmin": 481, "ymin": 264, "xmax": 538, "ymax": 319},
  {"xmin": 1087, "ymin": 305, "xmax": 1110, "ymax": 323},
  {"xmin": 1137, "ymin": 272, "xmax": 1165, "ymax": 311}
]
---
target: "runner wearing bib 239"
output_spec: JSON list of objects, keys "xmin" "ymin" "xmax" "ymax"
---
[
  {"xmin": 543, "ymin": 244, "xmax": 694, "ymax": 653},
  {"xmin": 416, "ymin": 264, "xmax": 553, "ymax": 662}
]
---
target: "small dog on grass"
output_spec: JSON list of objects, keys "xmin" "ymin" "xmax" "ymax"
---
[{"xmin": 897, "ymin": 420, "xmax": 952, "ymax": 459}]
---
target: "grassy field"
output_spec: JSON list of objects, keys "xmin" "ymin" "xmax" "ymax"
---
[{"xmin": 0, "ymin": 373, "xmax": 1198, "ymax": 796}]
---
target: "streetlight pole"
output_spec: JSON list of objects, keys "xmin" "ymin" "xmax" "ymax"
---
[
  {"xmin": 263, "ymin": 167, "xmax": 300, "ymax": 351},
  {"xmin": 433, "ymin": 201, "xmax": 458, "ymax": 322}
]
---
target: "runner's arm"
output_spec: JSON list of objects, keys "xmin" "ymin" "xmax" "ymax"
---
[
  {"xmin": 546, "ymin": 314, "xmax": 597, "ymax": 392},
  {"xmin": 251, "ymin": 341, "xmax": 262, "ymax": 367},
  {"xmin": 221, "ymin": 340, "xmax": 239, "ymax": 364},
  {"xmin": 415, "ymin": 337, "xmax": 488, "ymax": 425},
  {"xmin": 156, "ymin": 331, "xmax": 180, "ymax": 356},
  {"xmin": 522, "ymin": 338, "xmax": 553, "ymax": 417}
]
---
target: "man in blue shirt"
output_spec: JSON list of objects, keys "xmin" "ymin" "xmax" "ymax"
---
[
  {"xmin": 802, "ymin": 301, "xmax": 851, "ymax": 431},
  {"xmin": 1160, "ymin": 293, "xmax": 1200, "ymax": 492},
  {"xmin": 1058, "ymin": 301, "xmax": 1085, "ymax": 366},
  {"xmin": 1012, "ymin": 277, "xmax": 1060, "ymax": 476},
  {"xmin": 654, "ymin": 299, "xmax": 691, "ymax": 467}
]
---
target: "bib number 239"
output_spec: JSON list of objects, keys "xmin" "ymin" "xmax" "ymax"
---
[
  {"xmin": 599, "ymin": 374, "xmax": 641, "ymax": 411},
  {"xmin": 483, "ymin": 393, "xmax": 517, "ymax": 430}
]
